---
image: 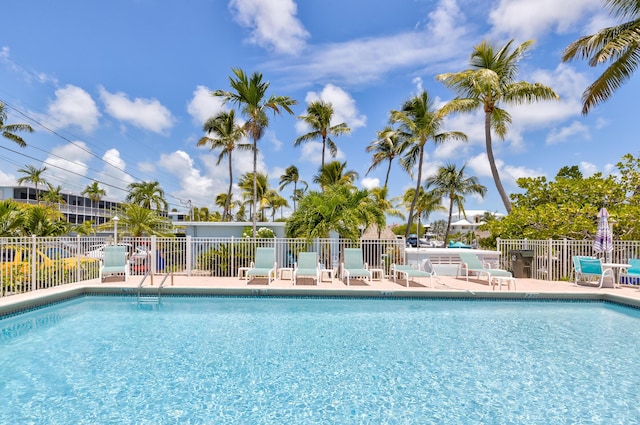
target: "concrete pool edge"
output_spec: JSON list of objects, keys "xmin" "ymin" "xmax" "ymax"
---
[{"xmin": 2, "ymin": 281, "xmax": 640, "ymax": 317}]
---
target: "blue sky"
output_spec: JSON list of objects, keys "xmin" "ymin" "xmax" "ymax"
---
[{"xmin": 0, "ymin": 0, "xmax": 635, "ymax": 222}]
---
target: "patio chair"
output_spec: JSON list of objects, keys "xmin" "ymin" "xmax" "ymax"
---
[
  {"xmin": 246, "ymin": 247, "xmax": 277, "ymax": 285},
  {"xmin": 293, "ymin": 252, "xmax": 320, "ymax": 285},
  {"xmin": 456, "ymin": 251, "xmax": 513, "ymax": 287},
  {"xmin": 341, "ymin": 248, "xmax": 372, "ymax": 286},
  {"xmin": 100, "ymin": 245, "xmax": 129, "ymax": 282},
  {"xmin": 391, "ymin": 259, "xmax": 435, "ymax": 288},
  {"xmin": 620, "ymin": 258, "xmax": 640, "ymax": 286},
  {"xmin": 573, "ymin": 256, "xmax": 614, "ymax": 288}
]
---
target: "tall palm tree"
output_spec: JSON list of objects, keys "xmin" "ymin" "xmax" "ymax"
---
[
  {"xmin": 279, "ymin": 165, "xmax": 307, "ymax": 212},
  {"xmin": 390, "ymin": 91, "xmax": 467, "ymax": 240},
  {"xmin": 295, "ymin": 100, "xmax": 351, "ymax": 169},
  {"xmin": 370, "ymin": 186, "xmax": 405, "ymax": 238},
  {"xmin": 562, "ymin": 0, "xmax": 640, "ymax": 114},
  {"xmin": 16, "ymin": 165, "xmax": 48, "ymax": 202},
  {"xmin": 126, "ymin": 181, "xmax": 168, "ymax": 212},
  {"xmin": 197, "ymin": 109, "xmax": 251, "ymax": 221},
  {"xmin": 436, "ymin": 39, "xmax": 559, "ymax": 213},
  {"xmin": 265, "ymin": 189, "xmax": 289, "ymax": 221},
  {"xmin": 399, "ymin": 186, "xmax": 446, "ymax": 236},
  {"xmin": 0, "ymin": 102, "xmax": 34, "ymax": 148},
  {"xmin": 212, "ymin": 68, "xmax": 297, "ymax": 237},
  {"xmin": 313, "ymin": 161, "xmax": 359, "ymax": 189},
  {"xmin": 366, "ymin": 126, "xmax": 405, "ymax": 190},
  {"xmin": 425, "ymin": 163, "xmax": 487, "ymax": 244},
  {"xmin": 81, "ymin": 181, "xmax": 106, "ymax": 226}
]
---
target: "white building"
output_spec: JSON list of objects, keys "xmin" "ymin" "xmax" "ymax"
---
[{"xmin": 448, "ymin": 210, "xmax": 504, "ymax": 234}]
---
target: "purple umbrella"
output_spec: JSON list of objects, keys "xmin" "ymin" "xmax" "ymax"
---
[{"xmin": 593, "ymin": 207, "xmax": 613, "ymax": 262}]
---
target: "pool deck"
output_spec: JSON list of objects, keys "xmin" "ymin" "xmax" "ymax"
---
[{"xmin": 3, "ymin": 273, "xmax": 640, "ymax": 315}]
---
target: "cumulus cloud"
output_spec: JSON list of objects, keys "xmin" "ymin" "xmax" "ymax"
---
[
  {"xmin": 158, "ymin": 150, "xmax": 215, "ymax": 207},
  {"xmin": 488, "ymin": 0, "xmax": 603, "ymax": 40},
  {"xmin": 229, "ymin": 0, "xmax": 309, "ymax": 55},
  {"xmin": 301, "ymin": 84, "xmax": 367, "ymax": 131},
  {"xmin": 467, "ymin": 153, "xmax": 543, "ymax": 188},
  {"xmin": 97, "ymin": 149, "xmax": 134, "ymax": 199},
  {"xmin": 361, "ymin": 177, "xmax": 380, "ymax": 190},
  {"xmin": 43, "ymin": 142, "xmax": 92, "ymax": 190},
  {"xmin": 187, "ymin": 85, "xmax": 227, "ymax": 125},
  {"xmin": 46, "ymin": 85, "xmax": 100, "ymax": 133},
  {"xmin": 0, "ymin": 169, "xmax": 16, "ymax": 186},
  {"xmin": 99, "ymin": 86, "xmax": 175, "ymax": 134},
  {"xmin": 580, "ymin": 161, "xmax": 599, "ymax": 177}
]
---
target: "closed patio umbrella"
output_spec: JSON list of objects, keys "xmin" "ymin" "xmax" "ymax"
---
[{"xmin": 593, "ymin": 207, "xmax": 613, "ymax": 262}]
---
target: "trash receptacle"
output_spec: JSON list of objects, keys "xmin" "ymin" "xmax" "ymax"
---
[{"xmin": 510, "ymin": 249, "xmax": 534, "ymax": 278}]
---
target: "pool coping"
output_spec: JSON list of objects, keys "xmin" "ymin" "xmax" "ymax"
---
[{"xmin": 2, "ymin": 281, "xmax": 640, "ymax": 317}]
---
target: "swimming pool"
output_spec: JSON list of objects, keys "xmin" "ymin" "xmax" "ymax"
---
[{"xmin": 1, "ymin": 296, "xmax": 639, "ymax": 424}]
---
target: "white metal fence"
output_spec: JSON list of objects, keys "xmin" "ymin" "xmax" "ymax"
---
[
  {"xmin": 496, "ymin": 238, "xmax": 640, "ymax": 281},
  {"xmin": 0, "ymin": 236, "xmax": 406, "ymax": 297}
]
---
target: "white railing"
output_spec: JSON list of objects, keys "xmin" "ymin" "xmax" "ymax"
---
[
  {"xmin": 496, "ymin": 238, "xmax": 640, "ymax": 281},
  {"xmin": 0, "ymin": 236, "xmax": 406, "ymax": 297}
]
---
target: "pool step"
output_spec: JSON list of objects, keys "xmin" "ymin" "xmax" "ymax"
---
[{"xmin": 137, "ymin": 295, "xmax": 160, "ymax": 305}]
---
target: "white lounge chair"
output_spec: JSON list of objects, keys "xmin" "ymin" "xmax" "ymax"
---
[
  {"xmin": 99, "ymin": 245, "xmax": 129, "ymax": 282},
  {"xmin": 392, "ymin": 259, "xmax": 435, "ymax": 287},
  {"xmin": 293, "ymin": 252, "xmax": 320, "ymax": 285},
  {"xmin": 341, "ymin": 248, "xmax": 372, "ymax": 285},
  {"xmin": 246, "ymin": 247, "xmax": 277, "ymax": 285},
  {"xmin": 457, "ymin": 251, "xmax": 513, "ymax": 287}
]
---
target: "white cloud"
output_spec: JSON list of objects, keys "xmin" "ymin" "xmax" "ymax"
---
[
  {"xmin": 361, "ymin": 177, "xmax": 380, "ymax": 190},
  {"xmin": 47, "ymin": 85, "xmax": 100, "ymax": 133},
  {"xmin": 488, "ymin": 0, "xmax": 603, "ymax": 40},
  {"xmin": 302, "ymin": 84, "xmax": 367, "ymax": 130},
  {"xmin": 0, "ymin": 169, "xmax": 16, "ymax": 186},
  {"xmin": 44, "ymin": 142, "xmax": 92, "ymax": 190},
  {"xmin": 580, "ymin": 161, "xmax": 599, "ymax": 177},
  {"xmin": 99, "ymin": 86, "xmax": 175, "ymax": 134},
  {"xmin": 158, "ymin": 150, "xmax": 215, "ymax": 208},
  {"xmin": 187, "ymin": 85, "xmax": 227, "ymax": 125},
  {"xmin": 546, "ymin": 121, "xmax": 590, "ymax": 145},
  {"xmin": 229, "ymin": 0, "xmax": 309, "ymax": 55},
  {"xmin": 98, "ymin": 149, "xmax": 134, "ymax": 200},
  {"xmin": 263, "ymin": 0, "xmax": 469, "ymax": 85},
  {"xmin": 467, "ymin": 153, "xmax": 543, "ymax": 187}
]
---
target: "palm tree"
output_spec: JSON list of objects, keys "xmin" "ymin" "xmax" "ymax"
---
[
  {"xmin": 279, "ymin": 165, "xmax": 307, "ymax": 212},
  {"xmin": 126, "ymin": 181, "xmax": 168, "ymax": 212},
  {"xmin": 562, "ymin": 1, "xmax": 640, "ymax": 114},
  {"xmin": 366, "ymin": 126, "xmax": 405, "ymax": 190},
  {"xmin": 197, "ymin": 109, "xmax": 251, "ymax": 221},
  {"xmin": 425, "ymin": 163, "xmax": 487, "ymax": 244},
  {"xmin": 238, "ymin": 172, "xmax": 270, "ymax": 221},
  {"xmin": 436, "ymin": 39, "xmax": 559, "ymax": 213},
  {"xmin": 399, "ymin": 186, "xmax": 446, "ymax": 237},
  {"xmin": 390, "ymin": 91, "xmax": 467, "ymax": 240},
  {"xmin": 369, "ymin": 186, "xmax": 405, "ymax": 238},
  {"xmin": 212, "ymin": 68, "xmax": 297, "ymax": 237},
  {"xmin": 265, "ymin": 189, "xmax": 289, "ymax": 221},
  {"xmin": 41, "ymin": 183, "xmax": 65, "ymax": 209},
  {"xmin": 0, "ymin": 199, "xmax": 24, "ymax": 237},
  {"xmin": 295, "ymin": 100, "xmax": 351, "ymax": 169},
  {"xmin": 313, "ymin": 161, "xmax": 359, "ymax": 189},
  {"xmin": 16, "ymin": 165, "xmax": 48, "ymax": 202},
  {"xmin": 0, "ymin": 102, "xmax": 34, "ymax": 148},
  {"xmin": 101, "ymin": 203, "xmax": 173, "ymax": 237},
  {"xmin": 81, "ymin": 181, "xmax": 106, "ymax": 226}
]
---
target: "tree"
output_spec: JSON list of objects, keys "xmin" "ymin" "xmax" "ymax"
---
[
  {"xmin": 0, "ymin": 199, "xmax": 24, "ymax": 236},
  {"xmin": 313, "ymin": 161, "xmax": 359, "ymax": 189},
  {"xmin": 390, "ymin": 91, "xmax": 467, "ymax": 240},
  {"xmin": 126, "ymin": 181, "xmax": 168, "ymax": 212},
  {"xmin": 279, "ymin": 165, "xmax": 307, "ymax": 212},
  {"xmin": 295, "ymin": 100, "xmax": 350, "ymax": 169},
  {"xmin": 213, "ymin": 68, "xmax": 297, "ymax": 237},
  {"xmin": 0, "ymin": 102, "xmax": 34, "ymax": 148},
  {"xmin": 197, "ymin": 109, "xmax": 251, "ymax": 221},
  {"xmin": 286, "ymin": 185, "xmax": 383, "ymax": 241},
  {"xmin": 369, "ymin": 186, "xmax": 405, "ymax": 238},
  {"xmin": 16, "ymin": 165, "xmax": 48, "ymax": 202},
  {"xmin": 366, "ymin": 126, "xmax": 405, "ymax": 190},
  {"xmin": 399, "ymin": 186, "xmax": 446, "ymax": 237},
  {"xmin": 425, "ymin": 163, "xmax": 487, "ymax": 244},
  {"xmin": 238, "ymin": 172, "xmax": 270, "ymax": 221},
  {"xmin": 81, "ymin": 181, "xmax": 106, "ymax": 226},
  {"xmin": 265, "ymin": 189, "xmax": 289, "ymax": 221},
  {"xmin": 41, "ymin": 183, "xmax": 65, "ymax": 206},
  {"xmin": 562, "ymin": 0, "xmax": 640, "ymax": 114},
  {"xmin": 437, "ymin": 39, "xmax": 559, "ymax": 213},
  {"xmin": 102, "ymin": 203, "xmax": 173, "ymax": 237}
]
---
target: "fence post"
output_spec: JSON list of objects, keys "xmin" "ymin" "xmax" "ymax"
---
[
  {"xmin": 186, "ymin": 235, "xmax": 192, "ymax": 277},
  {"xmin": 30, "ymin": 235, "xmax": 37, "ymax": 292},
  {"xmin": 76, "ymin": 234, "xmax": 81, "ymax": 283}
]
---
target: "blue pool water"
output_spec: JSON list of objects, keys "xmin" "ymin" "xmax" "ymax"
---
[{"xmin": 1, "ymin": 296, "xmax": 640, "ymax": 424}]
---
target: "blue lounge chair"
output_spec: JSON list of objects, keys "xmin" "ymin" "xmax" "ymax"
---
[
  {"xmin": 246, "ymin": 247, "xmax": 277, "ymax": 285},
  {"xmin": 293, "ymin": 252, "xmax": 320, "ymax": 285},
  {"xmin": 100, "ymin": 245, "xmax": 129, "ymax": 282},
  {"xmin": 457, "ymin": 251, "xmax": 513, "ymax": 287},
  {"xmin": 573, "ymin": 256, "xmax": 614, "ymax": 288},
  {"xmin": 620, "ymin": 258, "xmax": 640, "ymax": 286},
  {"xmin": 392, "ymin": 259, "xmax": 435, "ymax": 287},
  {"xmin": 341, "ymin": 248, "xmax": 372, "ymax": 285}
]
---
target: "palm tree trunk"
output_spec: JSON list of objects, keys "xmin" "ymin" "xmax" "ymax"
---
[
  {"xmin": 225, "ymin": 153, "xmax": 233, "ymax": 222},
  {"xmin": 404, "ymin": 146, "xmax": 424, "ymax": 239},
  {"xmin": 485, "ymin": 112, "xmax": 512, "ymax": 213},
  {"xmin": 321, "ymin": 136, "xmax": 326, "ymax": 169},
  {"xmin": 445, "ymin": 195, "xmax": 454, "ymax": 244},
  {"xmin": 252, "ymin": 138, "xmax": 258, "ymax": 237},
  {"xmin": 293, "ymin": 182, "xmax": 297, "ymax": 211},
  {"xmin": 384, "ymin": 159, "xmax": 393, "ymax": 190}
]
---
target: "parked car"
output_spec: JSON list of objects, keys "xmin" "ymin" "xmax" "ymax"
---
[
  {"xmin": 83, "ymin": 243, "xmax": 148, "ymax": 260},
  {"xmin": 406, "ymin": 234, "xmax": 431, "ymax": 248}
]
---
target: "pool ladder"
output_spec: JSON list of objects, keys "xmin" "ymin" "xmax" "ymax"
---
[{"xmin": 137, "ymin": 272, "xmax": 172, "ymax": 306}]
